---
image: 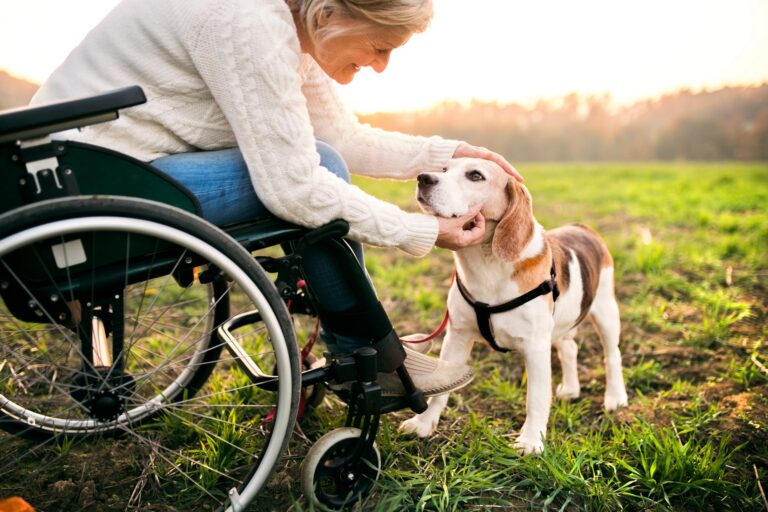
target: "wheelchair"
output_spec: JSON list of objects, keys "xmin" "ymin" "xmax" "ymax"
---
[{"xmin": 0, "ymin": 86, "xmax": 429, "ymax": 511}]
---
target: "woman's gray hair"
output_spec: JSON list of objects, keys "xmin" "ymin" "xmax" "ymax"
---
[{"xmin": 290, "ymin": 0, "xmax": 433, "ymax": 44}]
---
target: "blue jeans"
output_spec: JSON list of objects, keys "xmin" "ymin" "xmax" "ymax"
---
[{"xmin": 152, "ymin": 142, "xmax": 378, "ymax": 354}]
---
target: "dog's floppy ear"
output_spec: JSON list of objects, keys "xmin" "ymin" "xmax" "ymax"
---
[{"xmin": 491, "ymin": 179, "xmax": 535, "ymax": 262}]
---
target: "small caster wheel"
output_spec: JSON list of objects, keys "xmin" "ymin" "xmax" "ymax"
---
[
  {"xmin": 301, "ymin": 427, "xmax": 381, "ymax": 510},
  {"xmin": 303, "ymin": 353, "xmax": 327, "ymax": 409}
]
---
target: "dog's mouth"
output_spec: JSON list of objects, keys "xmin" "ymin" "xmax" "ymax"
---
[
  {"xmin": 418, "ymin": 194, "xmax": 475, "ymax": 220},
  {"xmin": 417, "ymin": 188, "xmax": 478, "ymax": 219},
  {"xmin": 416, "ymin": 190, "xmax": 436, "ymax": 213}
]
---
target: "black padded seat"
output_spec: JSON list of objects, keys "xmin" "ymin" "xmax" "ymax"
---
[{"xmin": 0, "ymin": 86, "xmax": 146, "ymax": 144}]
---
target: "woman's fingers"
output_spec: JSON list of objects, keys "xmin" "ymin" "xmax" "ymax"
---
[
  {"xmin": 470, "ymin": 208, "xmax": 485, "ymax": 233},
  {"xmin": 489, "ymin": 153, "xmax": 523, "ymax": 182},
  {"xmin": 435, "ymin": 205, "xmax": 486, "ymax": 250},
  {"xmin": 453, "ymin": 142, "xmax": 523, "ymax": 182}
]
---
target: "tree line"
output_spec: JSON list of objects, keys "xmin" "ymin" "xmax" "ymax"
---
[{"xmin": 359, "ymin": 84, "xmax": 768, "ymax": 161}]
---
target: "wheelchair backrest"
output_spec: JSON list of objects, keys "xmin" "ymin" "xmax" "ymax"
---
[{"xmin": 0, "ymin": 140, "xmax": 201, "ymax": 216}]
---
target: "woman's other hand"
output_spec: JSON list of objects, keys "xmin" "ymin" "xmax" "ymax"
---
[
  {"xmin": 453, "ymin": 142, "xmax": 523, "ymax": 182},
  {"xmin": 435, "ymin": 205, "xmax": 486, "ymax": 250}
]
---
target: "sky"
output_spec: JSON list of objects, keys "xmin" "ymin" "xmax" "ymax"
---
[{"xmin": 1, "ymin": 0, "xmax": 767, "ymax": 113}]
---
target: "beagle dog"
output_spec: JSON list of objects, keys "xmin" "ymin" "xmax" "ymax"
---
[{"xmin": 400, "ymin": 158, "xmax": 628, "ymax": 454}]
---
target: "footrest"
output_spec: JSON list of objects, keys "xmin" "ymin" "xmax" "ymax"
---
[{"xmin": 217, "ymin": 310, "xmax": 278, "ymax": 390}]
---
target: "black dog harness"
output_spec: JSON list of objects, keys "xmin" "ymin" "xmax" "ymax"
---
[{"xmin": 455, "ymin": 264, "xmax": 560, "ymax": 353}]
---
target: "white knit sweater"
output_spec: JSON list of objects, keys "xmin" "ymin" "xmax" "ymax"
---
[{"xmin": 32, "ymin": 0, "xmax": 461, "ymax": 256}]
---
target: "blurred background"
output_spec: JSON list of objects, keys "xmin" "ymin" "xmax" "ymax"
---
[{"xmin": 1, "ymin": 0, "xmax": 767, "ymax": 161}]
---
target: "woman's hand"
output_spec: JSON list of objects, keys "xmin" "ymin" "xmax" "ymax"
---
[
  {"xmin": 435, "ymin": 205, "xmax": 486, "ymax": 250},
  {"xmin": 453, "ymin": 142, "xmax": 523, "ymax": 182}
]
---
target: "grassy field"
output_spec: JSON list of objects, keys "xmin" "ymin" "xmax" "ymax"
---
[
  {"xmin": 1, "ymin": 162, "xmax": 766, "ymax": 511},
  {"xmin": 275, "ymin": 162, "xmax": 768, "ymax": 511}
]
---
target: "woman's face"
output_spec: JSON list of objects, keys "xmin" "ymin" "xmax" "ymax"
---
[{"xmin": 313, "ymin": 27, "xmax": 412, "ymax": 85}]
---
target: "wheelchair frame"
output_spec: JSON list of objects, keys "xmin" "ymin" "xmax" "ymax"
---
[{"xmin": 0, "ymin": 86, "xmax": 426, "ymax": 511}]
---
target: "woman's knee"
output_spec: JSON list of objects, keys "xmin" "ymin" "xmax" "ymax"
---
[{"xmin": 316, "ymin": 140, "xmax": 350, "ymax": 183}]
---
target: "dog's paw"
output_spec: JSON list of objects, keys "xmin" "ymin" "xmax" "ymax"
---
[
  {"xmin": 604, "ymin": 389, "xmax": 628, "ymax": 411},
  {"xmin": 513, "ymin": 436, "xmax": 544, "ymax": 456},
  {"xmin": 556, "ymin": 383, "xmax": 580, "ymax": 400},
  {"xmin": 399, "ymin": 416, "xmax": 437, "ymax": 438}
]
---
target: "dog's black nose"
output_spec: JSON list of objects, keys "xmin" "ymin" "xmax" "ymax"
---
[{"xmin": 417, "ymin": 173, "xmax": 438, "ymax": 187}]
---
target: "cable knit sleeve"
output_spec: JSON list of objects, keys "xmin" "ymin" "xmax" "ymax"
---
[
  {"xmin": 185, "ymin": 0, "xmax": 438, "ymax": 256},
  {"xmin": 301, "ymin": 59, "xmax": 461, "ymax": 179}
]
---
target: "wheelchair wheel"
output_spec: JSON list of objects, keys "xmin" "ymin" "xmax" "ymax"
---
[
  {"xmin": 301, "ymin": 427, "xmax": 381, "ymax": 510},
  {"xmin": 0, "ymin": 196, "xmax": 300, "ymax": 511}
]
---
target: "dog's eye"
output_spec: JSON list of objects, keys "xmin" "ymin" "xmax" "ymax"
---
[{"xmin": 466, "ymin": 170, "xmax": 485, "ymax": 182}]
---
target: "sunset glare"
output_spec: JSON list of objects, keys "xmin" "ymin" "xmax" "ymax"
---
[{"xmin": 1, "ymin": 0, "xmax": 766, "ymax": 113}]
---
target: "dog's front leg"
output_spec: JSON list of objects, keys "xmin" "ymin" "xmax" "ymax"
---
[
  {"xmin": 515, "ymin": 337, "xmax": 553, "ymax": 455},
  {"xmin": 399, "ymin": 326, "xmax": 474, "ymax": 438}
]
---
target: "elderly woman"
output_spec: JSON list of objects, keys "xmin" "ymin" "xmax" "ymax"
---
[{"xmin": 32, "ymin": 0, "xmax": 521, "ymax": 397}]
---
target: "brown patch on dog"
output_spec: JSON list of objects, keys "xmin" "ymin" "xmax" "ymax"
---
[
  {"xmin": 599, "ymin": 238, "xmax": 614, "ymax": 268},
  {"xmin": 547, "ymin": 224, "xmax": 609, "ymax": 325},
  {"xmin": 511, "ymin": 247, "xmax": 550, "ymax": 292},
  {"xmin": 492, "ymin": 180, "xmax": 535, "ymax": 262}
]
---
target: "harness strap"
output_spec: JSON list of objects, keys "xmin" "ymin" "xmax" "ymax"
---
[{"xmin": 455, "ymin": 264, "xmax": 559, "ymax": 352}]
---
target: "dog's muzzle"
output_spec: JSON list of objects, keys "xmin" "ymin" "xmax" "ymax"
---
[{"xmin": 417, "ymin": 173, "xmax": 438, "ymax": 205}]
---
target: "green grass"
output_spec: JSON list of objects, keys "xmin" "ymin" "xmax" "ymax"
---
[{"xmin": 283, "ymin": 162, "xmax": 767, "ymax": 511}]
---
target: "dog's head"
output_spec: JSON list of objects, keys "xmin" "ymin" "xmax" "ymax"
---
[{"xmin": 417, "ymin": 158, "xmax": 535, "ymax": 261}]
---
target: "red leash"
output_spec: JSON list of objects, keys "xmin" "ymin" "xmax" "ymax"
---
[{"xmin": 398, "ymin": 269, "xmax": 456, "ymax": 344}]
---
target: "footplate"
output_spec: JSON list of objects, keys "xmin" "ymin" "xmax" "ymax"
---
[{"xmin": 217, "ymin": 310, "xmax": 279, "ymax": 389}]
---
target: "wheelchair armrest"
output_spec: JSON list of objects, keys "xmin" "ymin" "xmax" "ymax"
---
[
  {"xmin": 0, "ymin": 85, "xmax": 147, "ymax": 144},
  {"xmin": 226, "ymin": 218, "xmax": 351, "ymax": 253}
]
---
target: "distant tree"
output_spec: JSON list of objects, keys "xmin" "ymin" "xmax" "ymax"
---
[
  {"xmin": 657, "ymin": 118, "xmax": 731, "ymax": 160},
  {"xmin": 754, "ymin": 109, "xmax": 768, "ymax": 160},
  {"xmin": 359, "ymin": 84, "xmax": 768, "ymax": 161}
]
